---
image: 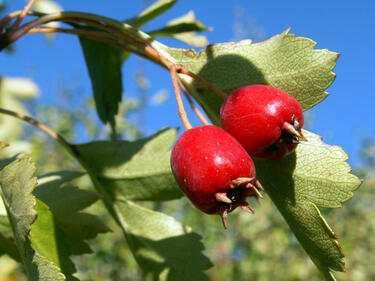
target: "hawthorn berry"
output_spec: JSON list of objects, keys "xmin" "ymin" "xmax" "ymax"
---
[
  {"xmin": 170, "ymin": 125, "xmax": 263, "ymax": 228},
  {"xmin": 220, "ymin": 85, "xmax": 305, "ymax": 160}
]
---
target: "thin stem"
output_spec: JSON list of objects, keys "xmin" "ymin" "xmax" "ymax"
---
[
  {"xmin": 177, "ymin": 78, "xmax": 210, "ymax": 126},
  {"xmin": 170, "ymin": 67, "xmax": 192, "ymax": 130},
  {"xmin": 12, "ymin": 0, "xmax": 36, "ymax": 29},
  {"xmin": 4, "ymin": 10, "xmax": 156, "ymax": 62},
  {"xmin": 0, "ymin": 11, "xmax": 22, "ymax": 30},
  {"xmin": 27, "ymin": 27, "xmax": 147, "ymax": 59},
  {"xmin": 138, "ymin": 45, "xmax": 228, "ymax": 100},
  {"xmin": 0, "ymin": 107, "xmax": 78, "ymax": 159},
  {"xmin": 3, "ymin": 9, "xmax": 227, "ymax": 102},
  {"xmin": 9, "ymin": 11, "xmax": 150, "ymax": 46},
  {"xmin": 28, "ymin": 26, "xmax": 117, "ymax": 38}
]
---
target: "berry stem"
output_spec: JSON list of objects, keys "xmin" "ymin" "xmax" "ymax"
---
[
  {"xmin": 177, "ymin": 78, "xmax": 210, "ymax": 126},
  {"xmin": 169, "ymin": 66, "xmax": 192, "ymax": 130}
]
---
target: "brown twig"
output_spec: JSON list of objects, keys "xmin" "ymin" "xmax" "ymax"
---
[
  {"xmin": 8, "ymin": 11, "xmax": 148, "ymax": 48},
  {"xmin": 27, "ymin": 26, "xmax": 148, "ymax": 59},
  {"xmin": 2, "ymin": 8, "xmax": 225, "ymax": 133},
  {"xmin": 12, "ymin": 0, "xmax": 37, "ymax": 29},
  {"xmin": 3, "ymin": 10, "xmax": 227, "ymax": 102},
  {"xmin": 177, "ymin": 78, "xmax": 210, "ymax": 126},
  {"xmin": 0, "ymin": 11, "xmax": 22, "ymax": 30},
  {"xmin": 0, "ymin": 107, "xmax": 78, "ymax": 159}
]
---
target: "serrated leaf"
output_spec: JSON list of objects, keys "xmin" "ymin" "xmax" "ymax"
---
[
  {"xmin": 161, "ymin": 29, "xmax": 338, "ymax": 124},
  {"xmin": 124, "ymin": 0, "xmax": 177, "ymax": 28},
  {"xmin": 0, "ymin": 157, "xmax": 37, "ymax": 242},
  {"xmin": 254, "ymin": 130, "xmax": 362, "ymax": 280},
  {"xmin": 117, "ymin": 200, "xmax": 212, "ymax": 281},
  {"xmin": 291, "ymin": 130, "xmax": 361, "ymax": 207},
  {"xmin": 148, "ymin": 11, "xmax": 210, "ymax": 47},
  {"xmin": 0, "ymin": 156, "xmax": 66, "ymax": 280},
  {"xmin": 0, "ymin": 145, "xmax": 19, "ymax": 260},
  {"xmin": 75, "ymin": 127, "xmax": 182, "ymax": 201},
  {"xmin": 79, "ymin": 37, "xmax": 123, "ymax": 129}
]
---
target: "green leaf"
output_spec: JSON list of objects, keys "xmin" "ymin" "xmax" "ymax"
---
[
  {"xmin": 33, "ymin": 171, "xmax": 98, "ymax": 217},
  {"xmin": 0, "ymin": 214, "xmax": 20, "ymax": 261},
  {"xmin": 33, "ymin": 170, "xmax": 110, "ymax": 255},
  {"xmin": 117, "ymin": 200, "xmax": 212, "ymax": 281},
  {"xmin": 0, "ymin": 146, "xmax": 19, "ymax": 260},
  {"xmin": 0, "ymin": 152, "xmax": 18, "ymax": 171},
  {"xmin": 0, "ymin": 156, "xmax": 66, "ymax": 280},
  {"xmin": 75, "ymin": 127, "xmax": 182, "ymax": 201},
  {"xmin": 289, "ymin": 130, "xmax": 361, "ymax": 207},
  {"xmin": 160, "ymin": 29, "xmax": 338, "ymax": 124},
  {"xmin": 56, "ymin": 212, "xmax": 110, "ymax": 241},
  {"xmin": 79, "ymin": 37, "xmax": 123, "ymax": 130},
  {"xmin": 148, "ymin": 11, "xmax": 210, "ymax": 47},
  {"xmin": 124, "ymin": 0, "xmax": 177, "ymax": 28},
  {"xmin": 254, "ymin": 130, "xmax": 362, "ymax": 280},
  {"xmin": 75, "ymin": 123, "xmax": 209, "ymax": 279},
  {"xmin": 30, "ymin": 199, "xmax": 79, "ymax": 281}
]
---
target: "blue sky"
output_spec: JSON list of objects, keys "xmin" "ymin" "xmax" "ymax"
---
[{"xmin": 1, "ymin": 0, "xmax": 375, "ymax": 167}]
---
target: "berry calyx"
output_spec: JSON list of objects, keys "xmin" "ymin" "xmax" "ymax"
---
[
  {"xmin": 170, "ymin": 125, "xmax": 262, "ymax": 228},
  {"xmin": 220, "ymin": 85, "xmax": 305, "ymax": 160}
]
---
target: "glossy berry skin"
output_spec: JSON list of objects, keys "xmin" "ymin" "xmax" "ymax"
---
[
  {"xmin": 171, "ymin": 125, "xmax": 261, "ymax": 227},
  {"xmin": 220, "ymin": 85, "xmax": 304, "ymax": 160}
]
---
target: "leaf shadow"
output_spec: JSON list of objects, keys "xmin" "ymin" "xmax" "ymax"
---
[
  {"xmin": 254, "ymin": 151, "xmax": 297, "ymax": 207},
  {"xmin": 74, "ymin": 127, "xmax": 172, "ymax": 173},
  {"xmin": 0, "ymin": 154, "xmax": 20, "ymax": 171},
  {"xmin": 128, "ymin": 232, "xmax": 212, "ymax": 281},
  {"xmin": 194, "ymin": 50, "xmax": 267, "ymax": 124}
]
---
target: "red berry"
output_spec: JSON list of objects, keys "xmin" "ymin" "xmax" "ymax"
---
[
  {"xmin": 170, "ymin": 125, "xmax": 263, "ymax": 228},
  {"xmin": 220, "ymin": 85, "xmax": 305, "ymax": 160}
]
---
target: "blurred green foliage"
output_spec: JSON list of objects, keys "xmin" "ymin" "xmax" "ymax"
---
[
  {"xmin": 0, "ymin": 1, "xmax": 372, "ymax": 280},
  {"xmin": 0, "ymin": 72, "xmax": 372, "ymax": 281}
]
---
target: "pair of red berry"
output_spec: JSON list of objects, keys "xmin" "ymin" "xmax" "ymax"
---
[{"xmin": 171, "ymin": 85, "xmax": 305, "ymax": 227}]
